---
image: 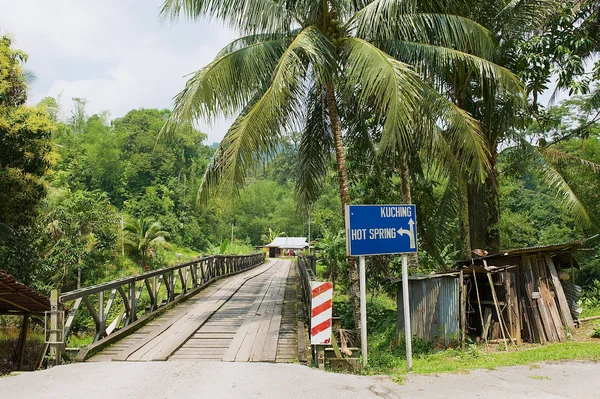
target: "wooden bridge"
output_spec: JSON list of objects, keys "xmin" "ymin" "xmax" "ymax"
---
[{"xmin": 53, "ymin": 256, "xmax": 308, "ymax": 365}]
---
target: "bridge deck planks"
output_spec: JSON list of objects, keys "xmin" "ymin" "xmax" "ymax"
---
[{"xmin": 90, "ymin": 259, "xmax": 300, "ymax": 363}]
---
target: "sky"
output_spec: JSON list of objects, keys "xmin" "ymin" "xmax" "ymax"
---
[
  {"xmin": 0, "ymin": 0, "xmax": 237, "ymax": 144},
  {"xmin": 0, "ymin": 1, "xmax": 593, "ymax": 144}
]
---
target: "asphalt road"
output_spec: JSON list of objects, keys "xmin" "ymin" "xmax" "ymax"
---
[{"xmin": 0, "ymin": 360, "xmax": 598, "ymax": 398}]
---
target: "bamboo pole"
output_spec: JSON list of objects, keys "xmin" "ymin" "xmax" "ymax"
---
[
  {"xmin": 472, "ymin": 270, "xmax": 487, "ymax": 343},
  {"xmin": 486, "ymin": 271, "xmax": 508, "ymax": 352}
]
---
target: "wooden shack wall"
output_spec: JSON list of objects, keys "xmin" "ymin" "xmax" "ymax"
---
[{"xmin": 466, "ymin": 253, "xmax": 575, "ymax": 345}]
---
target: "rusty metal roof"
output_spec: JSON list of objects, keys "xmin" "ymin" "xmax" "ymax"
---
[
  {"xmin": 0, "ymin": 270, "xmax": 51, "ymax": 314},
  {"xmin": 457, "ymin": 236, "xmax": 598, "ymax": 265}
]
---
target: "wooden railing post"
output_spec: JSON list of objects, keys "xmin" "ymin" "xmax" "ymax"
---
[
  {"xmin": 95, "ymin": 290, "xmax": 105, "ymax": 341},
  {"xmin": 55, "ymin": 252, "xmax": 265, "ymax": 357},
  {"xmin": 129, "ymin": 282, "xmax": 137, "ymax": 323},
  {"xmin": 49, "ymin": 289, "xmax": 63, "ymax": 366}
]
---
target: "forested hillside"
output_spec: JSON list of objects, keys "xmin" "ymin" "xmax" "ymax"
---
[{"xmin": 0, "ymin": 36, "xmax": 313, "ymax": 292}]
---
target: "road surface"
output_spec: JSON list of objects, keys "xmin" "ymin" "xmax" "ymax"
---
[{"xmin": 1, "ymin": 360, "xmax": 599, "ymax": 398}]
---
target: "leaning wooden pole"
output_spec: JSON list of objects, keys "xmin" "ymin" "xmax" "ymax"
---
[
  {"xmin": 472, "ymin": 270, "xmax": 487, "ymax": 343},
  {"xmin": 486, "ymin": 272, "xmax": 508, "ymax": 351}
]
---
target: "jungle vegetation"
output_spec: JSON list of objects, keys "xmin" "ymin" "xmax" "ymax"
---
[{"xmin": 0, "ymin": 0, "xmax": 599, "ymax": 336}]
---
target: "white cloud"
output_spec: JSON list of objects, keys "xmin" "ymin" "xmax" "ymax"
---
[{"xmin": 0, "ymin": 0, "xmax": 237, "ymax": 143}]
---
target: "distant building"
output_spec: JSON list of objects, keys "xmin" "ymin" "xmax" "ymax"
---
[{"xmin": 264, "ymin": 237, "xmax": 309, "ymax": 257}]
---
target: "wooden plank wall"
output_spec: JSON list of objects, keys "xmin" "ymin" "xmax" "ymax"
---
[{"xmin": 466, "ymin": 253, "xmax": 573, "ymax": 345}]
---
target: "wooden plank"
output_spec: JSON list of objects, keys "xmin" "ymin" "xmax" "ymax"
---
[
  {"xmin": 460, "ymin": 270, "xmax": 466, "ymax": 347},
  {"xmin": 235, "ymin": 274, "xmax": 278, "ymax": 361},
  {"xmin": 545, "ymin": 255, "xmax": 575, "ymax": 333},
  {"xmin": 486, "ymin": 271, "xmax": 508, "ymax": 351},
  {"xmin": 135, "ymin": 280, "xmax": 246, "ymax": 361},
  {"xmin": 112, "ymin": 261, "xmax": 276, "ymax": 361},
  {"xmin": 541, "ymin": 284, "xmax": 566, "ymax": 341},
  {"xmin": 482, "ymin": 307, "xmax": 492, "ymax": 340},
  {"xmin": 147, "ymin": 261, "xmax": 279, "ymax": 361},
  {"xmin": 260, "ymin": 265, "xmax": 290, "ymax": 361},
  {"xmin": 222, "ymin": 269, "xmax": 278, "ymax": 362},
  {"xmin": 509, "ymin": 271, "xmax": 522, "ymax": 344},
  {"xmin": 524, "ymin": 256, "xmax": 546, "ymax": 343},
  {"xmin": 472, "ymin": 271, "xmax": 486, "ymax": 343}
]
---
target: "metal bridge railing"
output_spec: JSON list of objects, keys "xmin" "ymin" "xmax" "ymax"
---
[
  {"xmin": 55, "ymin": 253, "xmax": 265, "ymax": 355},
  {"xmin": 297, "ymin": 254, "xmax": 316, "ymax": 327}
]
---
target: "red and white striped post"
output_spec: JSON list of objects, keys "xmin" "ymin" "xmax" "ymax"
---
[{"xmin": 310, "ymin": 281, "xmax": 333, "ymax": 345}]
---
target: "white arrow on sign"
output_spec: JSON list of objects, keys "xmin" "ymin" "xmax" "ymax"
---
[{"xmin": 396, "ymin": 218, "xmax": 416, "ymax": 249}]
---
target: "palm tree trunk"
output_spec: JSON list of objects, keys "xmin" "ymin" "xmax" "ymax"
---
[
  {"xmin": 325, "ymin": 83, "xmax": 362, "ymax": 338},
  {"xmin": 454, "ymin": 80, "xmax": 474, "ymax": 259},
  {"xmin": 485, "ymin": 147, "xmax": 500, "ymax": 253},
  {"xmin": 458, "ymin": 178, "xmax": 472, "ymax": 260},
  {"xmin": 399, "ymin": 152, "xmax": 419, "ymax": 268}
]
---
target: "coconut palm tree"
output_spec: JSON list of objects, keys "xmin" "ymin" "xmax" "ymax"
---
[
  {"xmin": 427, "ymin": 0, "xmax": 600, "ymax": 254},
  {"xmin": 123, "ymin": 218, "xmax": 170, "ymax": 271},
  {"xmin": 159, "ymin": 0, "xmax": 521, "ymax": 334}
]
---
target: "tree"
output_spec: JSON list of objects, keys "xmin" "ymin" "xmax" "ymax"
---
[
  {"xmin": 42, "ymin": 190, "xmax": 118, "ymax": 290},
  {"xmin": 261, "ymin": 228, "xmax": 286, "ymax": 244},
  {"xmin": 159, "ymin": 0, "xmax": 517, "ymax": 335},
  {"xmin": 0, "ymin": 35, "xmax": 55, "ymax": 282},
  {"xmin": 123, "ymin": 218, "xmax": 170, "ymax": 271}
]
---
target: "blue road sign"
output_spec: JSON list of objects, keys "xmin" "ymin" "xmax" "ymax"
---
[{"xmin": 345, "ymin": 204, "xmax": 417, "ymax": 256}]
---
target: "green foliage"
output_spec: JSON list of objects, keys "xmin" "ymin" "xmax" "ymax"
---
[
  {"xmin": 592, "ymin": 325, "xmax": 600, "ymax": 339},
  {"xmin": 315, "ymin": 228, "xmax": 345, "ymax": 283},
  {"xmin": 38, "ymin": 189, "xmax": 119, "ymax": 291},
  {"xmin": 0, "ymin": 35, "xmax": 55, "ymax": 283},
  {"xmin": 123, "ymin": 217, "xmax": 170, "ymax": 271}
]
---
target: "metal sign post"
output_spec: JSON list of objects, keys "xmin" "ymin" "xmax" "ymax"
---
[
  {"xmin": 401, "ymin": 254, "xmax": 412, "ymax": 371},
  {"xmin": 359, "ymin": 255, "xmax": 367, "ymax": 365},
  {"xmin": 345, "ymin": 204, "xmax": 417, "ymax": 371}
]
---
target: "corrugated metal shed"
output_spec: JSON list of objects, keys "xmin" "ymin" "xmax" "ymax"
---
[
  {"xmin": 397, "ymin": 275, "xmax": 460, "ymax": 346},
  {"xmin": 561, "ymin": 280, "xmax": 583, "ymax": 320},
  {"xmin": 0, "ymin": 270, "xmax": 51, "ymax": 314}
]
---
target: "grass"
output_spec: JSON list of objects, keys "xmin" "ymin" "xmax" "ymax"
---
[
  {"xmin": 0, "ymin": 326, "xmax": 46, "ymax": 374},
  {"xmin": 581, "ymin": 305, "xmax": 600, "ymax": 318},
  {"xmin": 528, "ymin": 375, "xmax": 551, "ymax": 380},
  {"xmin": 368, "ymin": 342, "xmax": 600, "ymax": 376},
  {"xmin": 592, "ymin": 324, "xmax": 600, "ymax": 339},
  {"xmin": 352, "ymin": 290, "xmax": 600, "ymax": 377}
]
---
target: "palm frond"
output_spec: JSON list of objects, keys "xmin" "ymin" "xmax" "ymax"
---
[
  {"xmin": 419, "ymin": 84, "xmax": 490, "ymax": 180},
  {"xmin": 352, "ymin": 1, "xmax": 496, "ymax": 58},
  {"xmin": 519, "ymin": 139, "xmax": 592, "ymax": 227},
  {"xmin": 198, "ymin": 26, "xmax": 334, "ymax": 203},
  {"xmin": 538, "ymin": 146, "xmax": 600, "ymax": 174},
  {"xmin": 160, "ymin": 0, "xmax": 294, "ymax": 35},
  {"xmin": 381, "ymin": 40, "xmax": 523, "ymax": 95},
  {"xmin": 342, "ymin": 37, "xmax": 488, "ymax": 177},
  {"xmin": 216, "ymin": 31, "xmax": 298, "ymax": 57},
  {"xmin": 161, "ymin": 38, "xmax": 290, "ymax": 140},
  {"xmin": 494, "ymin": 0, "xmax": 561, "ymax": 36},
  {"xmin": 296, "ymin": 82, "xmax": 334, "ymax": 207},
  {"xmin": 341, "ymin": 37, "xmax": 422, "ymax": 153}
]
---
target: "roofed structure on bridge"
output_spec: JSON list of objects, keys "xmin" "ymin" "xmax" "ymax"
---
[
  {"xmin": 0, "ymin": 270, "xmax": 51, "ymax": 314},
  {"xmin": 264, "ymin": 237, "xmax": 308, "ymax": 257}
]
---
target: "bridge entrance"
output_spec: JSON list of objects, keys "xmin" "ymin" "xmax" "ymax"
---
[{"xmin": 89, "ymin": 260, "xmax": 303, "ymax": 363}]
